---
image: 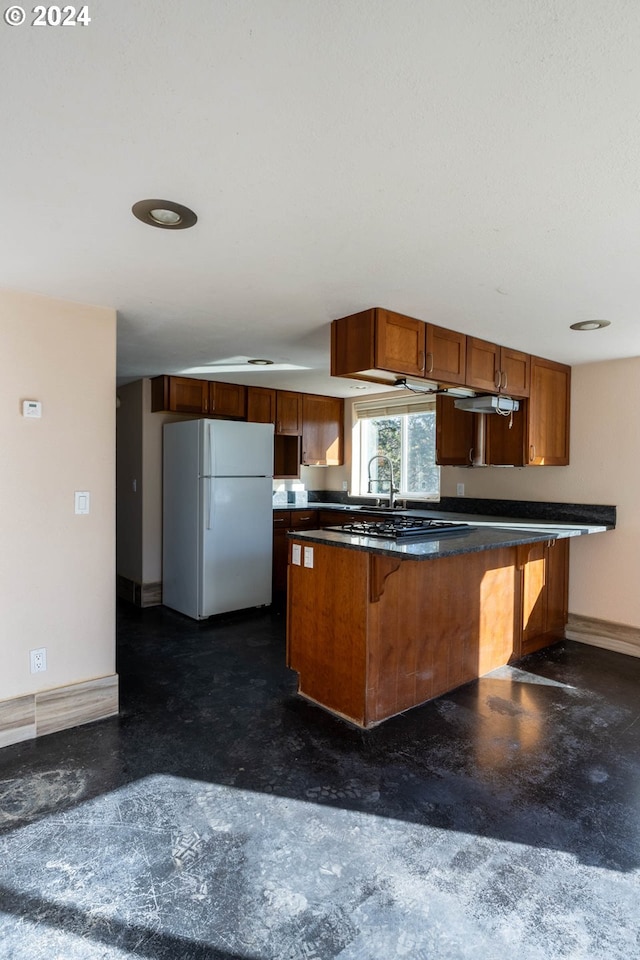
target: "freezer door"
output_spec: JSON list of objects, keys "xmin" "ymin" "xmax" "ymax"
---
[
  {"xmin": 199, "ymin": 476, "xmax": 273, "ymax": 617},
  {"xmin": 200, "ymin": 419, "xmax": 274, "ymax": 477}
]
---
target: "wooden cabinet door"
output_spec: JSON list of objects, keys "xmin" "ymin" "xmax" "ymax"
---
[
  {"xmin": 247, "ymin": 386, "xmax": 276, "ymax": 424},
  {"xmin": 276, "ymin": 391, "xmax": 302, "ymax": 435},
  {"xmin": 301, "ymin": 395, "xmax": 344, "ymax": 465},
  {"xmin": 274, "ymin": 435, "xmax": 301, "ymax": 479},
  {"xmin": 485, "ymin": 405, "xmax": 526, "ymax": 466},
  {"xmin": 435, "ymin": 395, "xmax": 475, "ymax": 465},
  {"xmin": 545, "ymin": 538, "xmax": 569, "ymax": 639},
  {"xmin": 374, "ymin": 309, "xmax": 426, "ymax": 377},
  {"xmin": 151, "ymin": 375, "xmax": 209, "ymax": 413},
  {"xmin": 519, "ymin": 538, "xmax": 569, "ymax": 656},
  {"xmin": 466, "ymin": 337, "xmax": 500, "ymax": 392},
  {"xmin": 500, "ymin": 347, "xmax": 530, "ymax": 398},
  {"xmin": 527, "ymin": 357, "xmax": 571, "ymax": 465},
  {"xmin": 520, "ymin": 541, "xmax": 547, "ymax": 655},
  {"xmin": 426, "ymin": 325, "xmax": 466, "ymax": 385},
  {"xmin": 210, "ymin": 381, "xmax": 246, "ymax": 418},
  {"xmin": 272, "ymin": 511, "xmax": 291, "ymax": 598},
  {"xmin": 170, "ymin": 377, "xmax": 209, "ymax": 413},
  {"xmin": 290, "ymin": 510, "xmax": 319, "ymax": 530}
]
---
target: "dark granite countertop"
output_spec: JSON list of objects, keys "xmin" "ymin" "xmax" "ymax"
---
[
  {"xmin": 285, "ymin": 521, "xmax": 605, "ymax": 561},
  {"xmin": 275, "ymin": 499, "xmax": 615, "ymax": 538}
]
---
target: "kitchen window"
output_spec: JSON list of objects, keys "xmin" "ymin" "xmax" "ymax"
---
[{"xmin": 351, "ymin": 395, "xmax": 440, "ymax": 501}]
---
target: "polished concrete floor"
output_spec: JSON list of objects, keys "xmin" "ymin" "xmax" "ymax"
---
[{"xmin": 1, "ymin": 604, "xmax": 640, "ymax": 959}]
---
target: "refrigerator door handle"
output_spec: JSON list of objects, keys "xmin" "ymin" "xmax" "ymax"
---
[
  {"xmin": 208, "ymin": 421, "xmax": 217, "ymax": 478},
  {"xmin": 207, "ymin": 478, "xmax": 214, "ymax": 530}
]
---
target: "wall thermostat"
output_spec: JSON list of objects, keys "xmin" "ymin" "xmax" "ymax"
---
[{"xmin": 23, "ymin": 400, "xmax": 42, "ymax": 418}]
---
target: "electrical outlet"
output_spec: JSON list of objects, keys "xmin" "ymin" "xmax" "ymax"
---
[
  {"xmin": 457, "ymin": 483, "xmax": 465, "ymax": 497},
  {"xmin": 342, "ymin": 481, "xmax": 349, "ymax": 491},
  {"xmin": 30, "ymin": 647, "xmax": 47, "ymax": 673}
]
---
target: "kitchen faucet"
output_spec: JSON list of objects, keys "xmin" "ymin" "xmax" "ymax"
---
[{"xmin": 366, "ymin": 455, "xmax": 399, "ymax": 508}]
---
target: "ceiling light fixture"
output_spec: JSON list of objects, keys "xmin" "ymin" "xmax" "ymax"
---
[
  {"xmin": 131, "ymin": 199, "xmax": 197, "ymax": 230},
  {"xmin": 247, "ymin": 358, "xmax": 274, "ymax": 365},
  {"xmin": 569, "ymin": 319, "xmax": 611, "ymax": 331}
]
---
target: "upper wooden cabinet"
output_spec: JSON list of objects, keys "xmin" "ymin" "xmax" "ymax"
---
[
  {"xmin": 332, "ymin": 308, "xmax": 467, "ymax": 386},
  {"xmin": 150, "ymin": 376, "xmax": 246, "ymax": 416},
  {"xmin": 209, "ymin": 381, "xmax": 246, "ymax": 419},
  {"xmin": 151, "ymin": 375, "xmax": 210, "ymax": 414},
  {"xmin": 527, "ymin": 356, "xmax": 571, "ymax": 465},
  {"xmin": 247, "ymin": 386, "xmax": 276, "ymax": 424},
  {"xmin": 483, "ymin": 356, "xmax": 571, "ymax": 466},
  {"xmin": 435, "ymin": 395, "xmax": 475, "ymax": 465},
  {"xmin": 375, "ymin": 309, "xmax": 426, "ymax": 377},
  {"xmin": 426, "ymin": 325, "xmax": 467, "ymax": 385},
  {"xmin": 466, "ymin": 338, "xmax": 530, "ymax": 398},
  {"xmin": 301, "ymin": 395, "xmax": 344, "ymax": 465},
  {"xmin": 276, "ymin": 391, "xmax": 302, "ymax": 435}
]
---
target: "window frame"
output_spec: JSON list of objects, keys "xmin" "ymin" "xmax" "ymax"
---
[{"xmin": 350, "ymin": 393, "xmax": 441, "ymax": 502}]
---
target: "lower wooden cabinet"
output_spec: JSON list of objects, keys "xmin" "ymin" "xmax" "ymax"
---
[
  {"xmin": 286, "ymin": 536, "xmax": 570, "ymax": 727},
  {"xmin": 518, "ymin": 537, "xmax": 569, "ymax": 656},
  {"xmin": 272, "ymin": 510, "xmax": 319, "ymax": 603}
]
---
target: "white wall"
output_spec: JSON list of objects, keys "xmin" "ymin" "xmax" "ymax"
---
[
  {"xmin": 0, "ymin": 289, "xmax": 116, "ymax": 701},
  {"xmin": 338, "ymin": 358, "xmax": 640, "ymax": 628}
]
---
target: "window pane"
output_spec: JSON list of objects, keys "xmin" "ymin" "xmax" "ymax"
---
[
  {"xmin": 406, "ymin": 411, "xmax": 439, "ymax": 496},
  {"xmin": 363, "ymin": 417, "xmax": 402, "ymax": 494}
]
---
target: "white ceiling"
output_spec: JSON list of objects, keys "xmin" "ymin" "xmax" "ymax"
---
[{"xmin": 3, "ymin": 0, "xmax": 640, "ymax": 396}]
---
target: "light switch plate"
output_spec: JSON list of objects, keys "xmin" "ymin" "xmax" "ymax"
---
[
  {"xmin": 292, "ymin": 544, "xmax": 301, "ymax": 566},
  {"xmin": 74, "ymin": 491, "xmax": 90, "ymax": 515},
  {"xmin": 303, "ymin": 546, "xmax": 314, "ymax": 568}
]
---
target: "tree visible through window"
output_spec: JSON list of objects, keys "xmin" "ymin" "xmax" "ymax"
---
[{"xmin": 358, "ymin": 407, "xmax": 440, "ymax": 500}]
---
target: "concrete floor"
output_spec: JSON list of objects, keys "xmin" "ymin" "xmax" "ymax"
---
[{"xmin": 1, "ymin": 603, "xmax": 640, "ymax": 959}]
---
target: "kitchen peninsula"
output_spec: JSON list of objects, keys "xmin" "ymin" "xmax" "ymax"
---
[{"xmin": 286, "ymin": 509, "xmax": 612, "ymax": 728}]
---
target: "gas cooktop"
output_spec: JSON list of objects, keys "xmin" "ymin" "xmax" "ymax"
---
[{"xmin": 324, "ymin": 517, "xmax": 473, "ymax": 540}]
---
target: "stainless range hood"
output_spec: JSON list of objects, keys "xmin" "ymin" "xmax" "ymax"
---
[{"xmin": 454, "ymin": 395, "xmax": 520, "ymax": 414}]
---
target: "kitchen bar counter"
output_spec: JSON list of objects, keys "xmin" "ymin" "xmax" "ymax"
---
[
  {"xmin": 285, "ymin": 521, "xmax": 601, "ymax": 562},
  {"xmin": 285, "ymin": 505, "xmax": 613, "ymax": 729}
]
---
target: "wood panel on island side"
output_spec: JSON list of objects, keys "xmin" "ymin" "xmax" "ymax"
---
[{"xmin": 286, "ymin": 537, "xmax": 568, "ymax": 728}]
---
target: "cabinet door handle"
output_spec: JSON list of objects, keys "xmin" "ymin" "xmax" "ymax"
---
[
  {"xmin": 494, "ymin": 370, "xmax": 501, "ymax": 390},
  {"xmin": 529, "ymin": 444, "xmax": 536, "ymax": 462},
  {"xmin": 426, "ymin": 351, "xmax": 434, "ymax": 374},
  {"xmin": 501, "ymin": 371, "xmax": 507, "ymax": 390},
  {"xmin": 469, "ymin": 447, "xmax": 474, "ymax": 464},
  {"xmin": 418, "ymin": 350, "xmax": 426, "ymax": 373}
]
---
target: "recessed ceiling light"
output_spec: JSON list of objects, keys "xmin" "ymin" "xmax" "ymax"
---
[
  {"xmin": 570, "ymin": 319, "xmax": 611, "ymax": 331},
  {"xmin": 350, "ymin": 385, "xmax": 368, "ymax": 390},
  {"xmin": 131, "ymin": 199, "xmax": 197, "ymax": 230},
  {"xmin": 247, "ymin": 358, "xmax": 274, "ymax": 365}
]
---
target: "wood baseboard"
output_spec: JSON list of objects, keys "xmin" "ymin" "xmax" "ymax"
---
[
  {"xmin": 0, "ymin": 675, "xmax": 119, "ymax": 749},
  {"xmin": 566, "ymin": 613, "xmax": 640, "ymax": 659},
  {"xmin": 116, "ymin": 574, "xmax": 162, "ymax": 607}
]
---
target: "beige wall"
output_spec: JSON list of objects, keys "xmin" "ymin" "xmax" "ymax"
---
[
  {"xmin": 338, "ymin": 358, "xmax": 640, "ymax": 628},
  {"xmin": 0, "ymin": 289, "xmax": 116, "ymax": 701}
]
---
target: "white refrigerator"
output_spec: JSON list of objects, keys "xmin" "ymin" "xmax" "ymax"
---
[{"xmin": 162, "ymin": 418, "xmax": 274, "ymax": 619}]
